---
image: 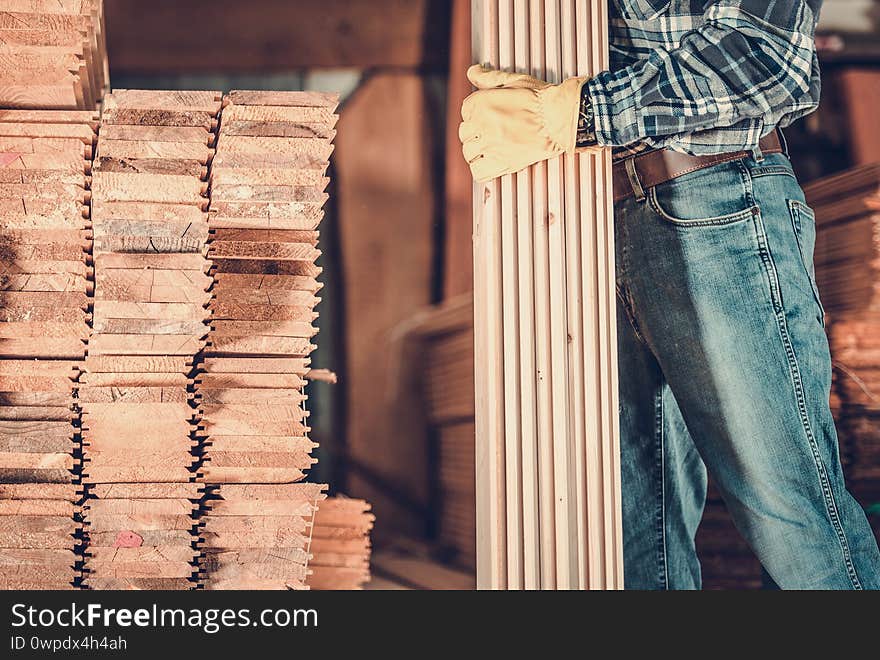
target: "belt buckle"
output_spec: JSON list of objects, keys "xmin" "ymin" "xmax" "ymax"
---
[{"xmin": 624, "ymin": 157, "xmax": 647, "ymax": 202}]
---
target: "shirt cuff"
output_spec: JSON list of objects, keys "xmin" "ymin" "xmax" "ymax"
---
[{"xmin": 586, "ymin": 72, "xmax": 641, "ymax": 147}]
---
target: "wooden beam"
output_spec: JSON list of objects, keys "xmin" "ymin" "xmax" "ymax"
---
[{"xmin": 104, "ymin": 0, "xmax": 451, "ymax": 74}]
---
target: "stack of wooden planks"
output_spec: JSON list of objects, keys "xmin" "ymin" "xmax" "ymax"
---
[
  {"xmin": 0, "ymin": 0, "xmax": 108, "ymax": 110},
  {"xmin": 0, "ymin": 108, "xmax": 96, "ymax": 589},
  {"xmin": 80, "ymin": 90, "xmax": 221, "ymax": 590},
  {"xmin": 307, "ymin": 496, "xmax": 374, "ymax": 590},
  {"xmin": 806, "ymin": 164, "xmax": 880, "ymax": 504},
  {"xmin": 471, "ymin": 0, "xmax": 622, "ymax": 589},
  {"xmin": 197, "ymin": 90, "xmax": 337, "ymax": 590},
  {"xmin": 0, "ymin": 85, "xmax": 371, "ymax": 589}
]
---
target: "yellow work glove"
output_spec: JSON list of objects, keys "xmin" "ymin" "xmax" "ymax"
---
[{"xmin": 459, "ymin": 64, "xmax": 591, "ymax": 182}]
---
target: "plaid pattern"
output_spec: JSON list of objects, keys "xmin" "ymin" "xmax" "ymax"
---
[{"xmin": 585, "ymin": 0, "xmax": 822, "ymax": 158}]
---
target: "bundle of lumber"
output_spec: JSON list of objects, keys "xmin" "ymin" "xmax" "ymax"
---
[
  {"xmin": 80, "ymin": 90, "xmax": 221, "ymax": 590},
  {"xmin": 307, "ymin": 496, "xmax": 373, "ymax": 590},
  {"xmin": 197, "ymin": 90, "xmax": 336, "ymax": 590},
  {"xmin": 0, "ymin": 0, "xmax": 108, "ymax": 110},
  {"xmin": 0, "ymin": 108, "xmax": 96, "ymax": 589},
  {"xmin": 472, "ymin": 0, "xmax": 622, "ymax": 589},
  {"xmin": 805, "ymin": 164, "xmax": 880, "ymax": 518}
]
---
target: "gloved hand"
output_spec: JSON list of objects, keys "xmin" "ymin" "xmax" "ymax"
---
[{"xmin": 459, "ymin": 64, "xmax": 593, "ymax": 182}]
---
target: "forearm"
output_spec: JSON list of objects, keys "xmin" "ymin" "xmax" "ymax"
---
[{"xmin": 586, "ymin": 0, "xmax": 820, "ymax": 149}]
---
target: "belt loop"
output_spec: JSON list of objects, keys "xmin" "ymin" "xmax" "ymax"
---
[
  {"xmin": 624, "ymin": 157, "xmax": 646, "ymax": 202},
  {"xmin": 752, "ymin": 142, "xmax": 764, "ymax": 163}
]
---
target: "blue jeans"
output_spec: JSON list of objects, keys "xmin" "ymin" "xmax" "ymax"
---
[{"xmin": 615, "ymin": 151, "xmax": 880, "ymax": 589}]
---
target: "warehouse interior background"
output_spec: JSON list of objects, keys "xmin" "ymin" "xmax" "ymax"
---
[{"xmin": 101, "ymin": 0, "xmax": 880, "ymax": 589}]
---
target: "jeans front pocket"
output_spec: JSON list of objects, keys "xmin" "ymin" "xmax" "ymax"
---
[
  {"xmin": 647, "ymin": 158, "xmax": 758, "ymax": 227},
  {"xmin": 788, "ymin": 199, "xmax": 826, "ymax": 326}
]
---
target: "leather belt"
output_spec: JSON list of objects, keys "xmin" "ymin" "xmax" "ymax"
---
[{"xmin": 612, "ymin": 131, "xmax": 784, "ymax": 203}]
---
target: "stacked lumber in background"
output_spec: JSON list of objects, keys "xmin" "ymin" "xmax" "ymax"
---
[
  {"xmin": 197, "ymin": 90, "xmax": 337, "ymax": 590},
  {"xmin": 472, "ymin": 0, "xmax": 622, "ymax": 589},
  {"xmin": 805, "ymin": 164, "xmax": 880, "ymax": 531},
  {"xmin": 0, "ymin": 0, "xmax": 108, "ymax": 110},
  {"xmin": 80, "ymin": 90, "xmax": 221, "ymax": 590},
  {"xmin": 0, "ymin": 109, "xmax": 96, "ymax": 589},
  {"xmin": 404, "ymin": 294, "xmax": 476, "ymax": 570},
  {"xmin": 307, "ymin": 496, "xmax": 373, "ymax": 590}
]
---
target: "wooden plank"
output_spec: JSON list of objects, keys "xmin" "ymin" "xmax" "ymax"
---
[
  {"xmin": 97, "ymin": 139, "xmax": 211, "ymax": 163},
  {"xmin": 107, "ymin": 89, "xmax": 222, "ymax": 112},
  {"xmin": 0, "ymin": 109, "xmax": 98, "ymax": 127},
  {"xmin": 90, "ymin": 483, "xmax": 201, "ymax": 499},
  {"xmin": 497, "ymin": 0, "xmax": 524, "ymax": 591},
  {"xmin": 472, "ymin": 0, "xmax": 507, "ymax": 591},
  {"xmin": 91, "ymin": 172, "xmax": 207, "ymax": 204}
]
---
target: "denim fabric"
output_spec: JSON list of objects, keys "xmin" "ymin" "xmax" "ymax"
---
[{"xmin": 615, "ymin": 151, "xmax": 880, "ymax": 589}]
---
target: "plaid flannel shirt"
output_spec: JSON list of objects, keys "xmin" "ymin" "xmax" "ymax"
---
[{"xmin": 584, "ymin": 0, "xmax": 822, "ymax": 158}]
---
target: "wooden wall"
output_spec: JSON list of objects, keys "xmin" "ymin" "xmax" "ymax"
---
[{"xmin": 104, "ymin": 0, "xmax": 451, "ymax": 73}]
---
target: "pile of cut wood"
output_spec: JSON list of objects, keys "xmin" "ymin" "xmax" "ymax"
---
[
  {"xmin": 80, "ymin": 90, "xmax": 222, "ymax": 589},
  {"xmin": 0, "ymin": 0, "xmax": 108, "ymax": 110},
  {"xmin": 307, "ymin": 497, "xmax": 374, "ymax": 590},
  {"xmin": 0, "ymin": 83, "xmax": 372, "ymax": 589},
  {"xmin": 806, "ymin": 164, "xmax": 880, "ymax": 500},
  {"xmin": 0, "ymin": 108, "xmax": 96, "ymax": 589},
  {"xmin": 197, "ymin": 90, "xmax": 337, "ymax": 590}
]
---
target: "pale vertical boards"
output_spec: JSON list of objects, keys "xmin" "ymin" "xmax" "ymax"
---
[
  {"xmin": 471, "ymin": 0, "xmax": 623, "ymax": 590},
  {"xmin": 334, "ymin": 74, "xmax": 436, "ymax": 537},
  {"xmin": 80, "ymin": 90, "xmax": 221, "ymax": 590},
  {"xmin": 0, "ymin": 0, "xmax": 109, "ymax": 110},
  {"xmin": 0, "ymin": 107, "xmax": 96, "ymax": 589},
  {"xmin": 197, "ymin": 90, "xmax": 335, "ymax": 590},
  {"xmin": 306, "ymin": 496, "xmax": 374, "ymax": 590}
]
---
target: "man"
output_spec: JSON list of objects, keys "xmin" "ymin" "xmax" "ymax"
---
[{"xmin": 459, "ymin": 0, "xmax": 880, "ymax": 589}]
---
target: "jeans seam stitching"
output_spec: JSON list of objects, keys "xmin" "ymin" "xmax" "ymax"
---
[
  {"xmin": 787, "ymin": 199, "xmax": 826, "ymax": 326},
  {"xmin": 654, "ymin": 387, "xmax": 668, "ymax": 589},
  {"xmin": 753, "ymin": 209, "xmax": 863, "ymax": 589}
]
